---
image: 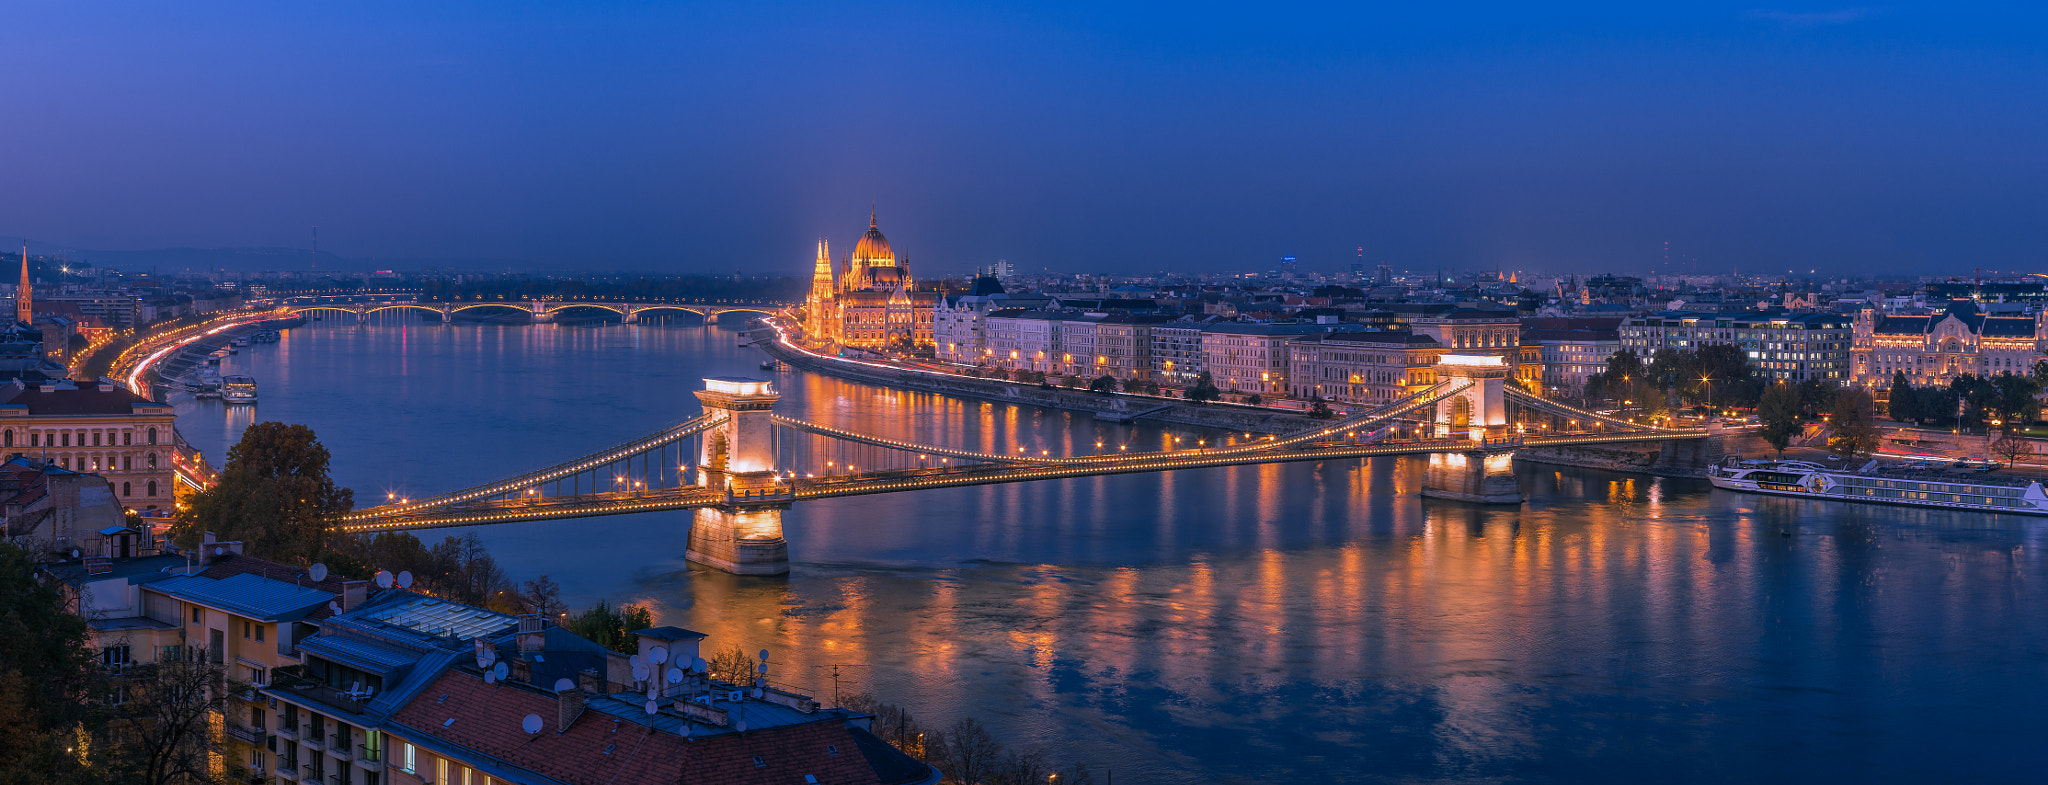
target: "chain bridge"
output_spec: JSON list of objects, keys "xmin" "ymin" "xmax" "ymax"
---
[
  {"xmin": 261, "ymin": 294, "xmax": 789, "ymax": 324},
  {"xmin": 336, "ymin": 355, "xmax": 1710, "ymax": 575}
]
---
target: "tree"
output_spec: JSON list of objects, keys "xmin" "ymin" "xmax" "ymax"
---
[
  {"xmin": 1826, "ymin": 388, "xmax": 1881, "ymax": 459},
  {"xmin": 1089, "ymin": 374, "xmax": 1117, "ymax": 393},
  {"xmin": 173, "ymin": 422, "xmax": 354, "ymax": 565},
  {"xmin": 1186, "ymin": 372, "xmax": 1222, "ymax": 404},
  {"xmin": 565, "ymin": 600, "xmax": 655, "ymax": 655},
  {"xmin": 1307, "ymin": 395, "xmax": 1333, "ymax": 419},
  {"xmin": 1758, "ymin": 382, "xmax": 1803, "ymax": 457},
  {"xmin": 1796, "ymin": 377, "xmax": 1837, "ymax": 418},
  {"xmin": 0, "ymin": 543, "xmax": 101, "ymax": 785},
  {"xmin": 708, "ymin": 644, "xmax": 757, "ymax": 686},
  {"xmin": 1990, "ymin": 372, "xmax": 2041, "ymax": 431},
  {"xmin": 1888, "ymin": 372, "xmax": 1920, "ymax": 424},
  {"xmin": 104, "ymin": 647, "xmax": 239, "ymax": 785},
  {"xmin": 522, "ymin": 575, "xmax": 565, "ymax": 621},
  {"xmin": 1243, "ymin": 393, "xmax": 1264, "ymax": 406},
  {"xmin": 937, "ymin": 717, "xmax": 1004, "ymax": 785},
  {"xmin": 1992, "ymin": 433, "xmax": 2034, "ymax": 466}
]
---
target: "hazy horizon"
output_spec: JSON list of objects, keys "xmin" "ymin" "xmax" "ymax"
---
[{"xmin": 5, "ymin": 3, "xmax": 2045, "ymax": 277}]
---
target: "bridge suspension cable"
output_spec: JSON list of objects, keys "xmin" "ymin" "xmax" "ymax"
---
[
  {"xmin": 1503, "ymin": 388, "xmax": 1699, "ymax": 433},
  {"xmin": 769, "ymin": 415, "xmax": 1068, "ymax": 465},
  {"xmin": 342, "ymin": 413, "xmax": 728, "ymax": 521}
]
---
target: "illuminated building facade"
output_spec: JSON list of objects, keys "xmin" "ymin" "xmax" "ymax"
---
[
  {"xmin": 1853, "ymin": 299, "xmax": 2047, "ymax": 388},
  {"xmin": 805, "ymin": 211, "xmax": 937, "ymax": 352}
]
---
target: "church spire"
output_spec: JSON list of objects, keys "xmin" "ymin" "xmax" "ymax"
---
[
  {"xmin": 16, "ymin": 246, "xmax": 29, "ymax": 325},
  {"xmin": 870, "ymin": 203, "xmax": 877, "ymax": 229}
]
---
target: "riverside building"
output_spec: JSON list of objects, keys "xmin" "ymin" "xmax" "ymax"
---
[
  {"xmin": 1852, "ymin": 299, "xmax": 2048, "ymax": 388},
  {"xmin": 1621, "ymin": 311, "xmax": 1853, "ymax": 383}
]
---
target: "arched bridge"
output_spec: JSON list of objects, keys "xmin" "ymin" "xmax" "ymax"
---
[
  {"xmin": 339, "ymin": 358, "xmax": 1712, "ymax": 575},
  {"xmin": 258, "ymin": 295, "xmax": 791, "ymax": 325}
]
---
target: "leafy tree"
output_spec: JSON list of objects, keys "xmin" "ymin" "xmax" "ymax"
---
[
  {"xmin": 1089, "ymin": 374, "xmax": 1117, "ymax": 392},
  {"xmin": 1826, "ymin": 388, "xmax": 1881, "ymax": 459},
  {"xmin": 1887, "ymin": 372, "xmax": 1920, "ymax": 424},
  {"xmin": 173, "ymin": 422, "xmax": 353, "ymax": 565},
  {"xmin": 564, "ymin": 600, "xmax": 655, "ymax": 655},
  {"xmin": 1990, "ymin": 372, "xmax": 2041, "ymax": 431},
  {"xmin": 1992, "ymin": 433, "xmax": 2034, "ymax": 466},
  {"xmin": 1186, "ymin": 372, "xmax": 1222, "ymax": 404},
  {"xmin": 1308, "ymin": 395, "xmax": 1333, "ymax": 419},
  {"xmin": 0, "ymin": 542, "xmax": 101, "ymax": 785},
  {"xmin": 1244, "ymin": 393, "xmax": 1264, "ymax": 406},
  {"xmin": 1758, "ymin": 382, "xmax": 1803, "ymax": 457}
]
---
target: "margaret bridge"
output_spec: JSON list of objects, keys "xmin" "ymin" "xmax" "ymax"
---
[
  {"xmin": 258, "ymin": 293, "xmax": 789, "ymax": 324},
  {"xmin": 336, "ymin": 354, "xmax": 1718, "ymax": 575}
]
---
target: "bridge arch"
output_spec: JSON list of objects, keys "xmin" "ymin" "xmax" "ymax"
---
[
  {"xmin": 624, "ymin": 305, "xmax": 711, "ymax": 318},
  {"xmin": 450, "ymin": 302, "xmax": 540, "ymax": 315},
  {"xmin": 288, "ymin": 305, "xmax": 363, "ymax": 317},
  {"xmin": 543, "ymin": 303, "xmax": 628, "ymax": 316},
  {"xmin": 362, "ymin": 304, "xmax": 449, "ymax": 317}
]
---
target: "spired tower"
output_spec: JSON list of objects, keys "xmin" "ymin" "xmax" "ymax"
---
[
  {"xmin": 805, "ymin": 239, "xmax": 837, "ymax": 344},
  {"xmin": 16, "ymin": 247, "xmax": 30, "ymax": 325}
]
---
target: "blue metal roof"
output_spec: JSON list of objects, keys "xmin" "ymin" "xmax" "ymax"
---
[
  {"xmin": 298, "ymin": 634, "xmax": 418, "ymax": 675},
  {"xmin": 146, "ymin": 572, "xmax": 334, "ymax": 621}
]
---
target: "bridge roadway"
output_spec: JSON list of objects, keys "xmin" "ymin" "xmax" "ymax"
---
[
  {"xmin": 338, "ymin": 429, "xmax": 1700, "ymax": 532},
  {"xmin": 259, "ymin": 294, "xmax": 794, "ymax": 324}
]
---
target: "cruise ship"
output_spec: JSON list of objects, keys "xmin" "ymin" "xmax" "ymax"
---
[
  {"xmin": 1707, "ymin": 458, "xmax": 2048, "ymax": 516},
  {"xmin": 221, "ymin": 375, "xmax": 258, "ymax": 404}
]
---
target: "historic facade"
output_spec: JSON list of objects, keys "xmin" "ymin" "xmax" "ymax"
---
[
  {"xmin": 1853, "ymin": 299, "xmax": 2048, "ymax": 388},
  {"xmin": 805, "ymin": 211, "xmax": 936, "ymax": 352}
]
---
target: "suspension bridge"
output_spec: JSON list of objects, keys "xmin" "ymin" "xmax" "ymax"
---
[{"xmin": 337, "ymin": 355, "xmax": 1713, "ymax": 574}]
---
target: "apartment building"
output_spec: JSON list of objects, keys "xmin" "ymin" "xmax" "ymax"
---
[
  {"xmin": 1621, "ymin": 311, "xmax": 1853, "ymax": 383},
  {"xmin": 1285, "ymin": 331, "xmax": 1443, "ymax": 403},
  {"xmin": 1200, "ymin": 323, "xmax": 1323, "ymax": 396},
  {"xmin": 0, "ymin": 379, "xmax": 179, "ymax": 510}
]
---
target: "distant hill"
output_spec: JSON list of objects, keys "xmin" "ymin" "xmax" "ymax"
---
[{"xmin": 0, "ymin": 236, "xmax": 534, "ymax": 273}]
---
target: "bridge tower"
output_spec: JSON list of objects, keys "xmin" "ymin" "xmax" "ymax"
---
[
  {"xmin": 1422, "ymin": 355, "xmax": 1521, "ymax": 504},
  {"xmin": 686, "ymin": 377, "xmax": 791, "ymax": 575}
]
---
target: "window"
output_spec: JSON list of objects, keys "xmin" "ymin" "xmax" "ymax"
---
[
  {"xmin": 123, "ymin": 431, "xmax": 131, "ymax": 445},
  {"xmin": 28, "ymin": 433, "xmax": 35, "ymax": 447},
  {"xmin": 92, "ymin": 432, "xmax": 101, "ymax": 446},
  {"xmin": 147, "ymin": 453, "xmax": 157, "ymax": 469},
  {"xmin": 255, "ymin": 625, "xmax": 264, "ymax": 643},
  {"xmin": 402, "ymin": 743, "xmax": 415, "ymax": 773},
  {"xmin": 192, "ymin": 607, "xmax": 203, "ymax": 624},
  {"xmin": 244, "ymin": 621, "xmax": 252, "ymax": 639},
  {"xmin": 2, "ymin": 431, "xmax": 8, "ymax": 447},
  {"xmin": 148, "ymin": 481, "xmax": 157, "ymax": 497},
  {"xmin": 102, "ymin": 644, "xmax": 132, "ymax": 670},
  {"xmin": 123, "ymin": 456, "xmax": 131, "ymax": 471},
  {"xmin": 61, "ymin": 433, "xmax": 69, "ymax": 447},
  {"xmin": 147, "ymin": 427, "xmax": 157, "ymax": 445},
  {"xmin": 122, "ymin": 482, "xmax": 131, "ymax": 497}
]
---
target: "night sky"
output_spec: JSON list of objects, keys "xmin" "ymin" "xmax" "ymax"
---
[{"xmin": 4, "ymin": 2, "xmax": 2044, "ymax": 276}]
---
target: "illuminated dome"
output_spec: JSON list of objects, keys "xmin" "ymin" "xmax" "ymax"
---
[{"xmin": 852, "ymin": 210, "xmax": 894, "ymax": 265}]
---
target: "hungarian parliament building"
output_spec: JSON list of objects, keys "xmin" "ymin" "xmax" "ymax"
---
[{"xmin": 803, "ymin": 210, "xmax": 937, "ymax": 352}]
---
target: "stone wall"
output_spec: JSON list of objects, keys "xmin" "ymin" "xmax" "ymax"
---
[{"xmin": 758, "ymin": 338, "xmax": 1321, "ymax": 435}]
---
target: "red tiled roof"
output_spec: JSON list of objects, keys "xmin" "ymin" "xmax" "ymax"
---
[{"xmin": 391, "ymin": 670, "xmax": 925, "ymax": 785}]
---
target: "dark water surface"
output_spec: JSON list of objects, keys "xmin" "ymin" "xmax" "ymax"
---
[{"xmin": 176, "ymin": 319, "xmax": 2048, "ymax": 784}]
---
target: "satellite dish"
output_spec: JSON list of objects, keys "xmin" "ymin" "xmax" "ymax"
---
[
  {"xmin": 474, "ymin": 641, "xmax": 492, "ymax": 668},
  {"xmin": 397, "ymin": 571, "xmax": 414, "ymax": 589},
  {"xmin": 521, "ymin": 714, "xmax": 543, "ymax": 734},
  {"xmin": 649, "ymin": 647, "xmax": 668, "ymax": 665},
  {"xmin": 492, "ymin": 662, "xmax": 508, "ymax": 681},
  {"xmin": 735, "ymin": 719, "xmax": 747, "ymax": 732},
  {"xmin": 758, "ymin": 649, "xmax": 770, "ymax": 662},
  {"xmin": 692, "ymin": 657, "xmax": 708, "ymax": 673},
  {"xmin": 751, "ymin": 687, "xmax": 763, "ymax": 699},
  {"xmin": 680, "ymin": 723, "xmax": 692, "ymax": 739},
  {"xmin": 631, "ymin": 664, "xmax": 649, "ymax": 682},
  {"xmin": 757, "ymin": 663, "xmax": 767, "ymax": 674},
  {"xmin": 69, "ymin": 548, "xmax": 81, "ymax": 559},
  {"xmin": 629, "ymin": 654, "xmax": 645, "ymax": 669},
  {"xmin": 327, "ymin": 601, "xmax": 341, "ymax": 614},
  {"xmin": 643, "ymin": 700, "xmax": 658, "ymax": 716},
  {"xmin": 308, "ymin": 563, "xmax": 329, "ymax": 582},
  {"xmin": 645, "ymin": 686, "xmax": 657, "ymax": 701},
  {"xmin": 666, "ymin": 667, "xmax": 683, "ymax": 685},
  {"xmin": 484, "ymin": 670, "xmax": 497, "ymax": 684},
  {"xmin": 213, "ymin": 546, "xmax": 225, "ymax": 556},
  {"xmin": 374, "ymin": 571, "xmax": 393, "ymax": 589},
  {"xmin": 553, "ymin": 678, "xmax": 575, "ymax": 692}
]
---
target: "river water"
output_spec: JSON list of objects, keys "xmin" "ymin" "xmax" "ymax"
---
[{"xmin": 175, "ymin": 317, "xmax": 2048, "ymax": 784}]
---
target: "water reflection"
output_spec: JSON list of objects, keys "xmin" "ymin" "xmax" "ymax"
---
[{"xmin": 172, "ymin": 320, "xmax": 2048, "ymax": 784}]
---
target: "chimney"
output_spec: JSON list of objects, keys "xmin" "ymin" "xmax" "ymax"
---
[
  {"xmin": 339, "ymin": 580, "xmax": 368, "ymax": 611},
  {"xmin": 510, "ymin": 656, "xmax": 532, "ymax": 685},
  {"xmin": 557, "ymin": 677, "xmax": 586, "ymax": 733},
  {"xmin": 516, "ymin": 614, "xmax": 548, "ymax": 653},
  {"xmin": 577, "ymin": 668, "xmax": 603, "ymax": 695}
]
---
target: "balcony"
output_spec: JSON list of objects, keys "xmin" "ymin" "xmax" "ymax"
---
[
  {"xmin": 325, "ymin": 736, "xmax": 353, "ymax": 761},
  {"xmin": 354, "ymin": 744, "xmax": 384, "ymax": 772},
  {"xmin": 224, "ymin": 724, "xmax": 266, "ymax": 746},
  {"xmin": 299, "ymin": 765, "xmax": 324, "ymax": 783},
  {"xmin": 274, "ymin": 765, "xmax": 298, "ymax": 780},
  {"xmin": 298, "ymin": 730, "xmax": 323, "ymax": 751},
  {"xmin": 274, "ymin": 723, "xmax": 297, "ymax": 741}
]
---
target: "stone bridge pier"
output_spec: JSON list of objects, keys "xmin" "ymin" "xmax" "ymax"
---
[
  {"xmin": 686, "ymin": 377, "xmax": 790, "ymax": 575},
  {"xmin": 1420, "ymin": 355, "xmax": 1523, "ymax": 504}
]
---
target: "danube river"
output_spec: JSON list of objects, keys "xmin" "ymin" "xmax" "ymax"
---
[{"xmin": 176, "ymin": 318, "xmax": 2048, "ymax": 784}]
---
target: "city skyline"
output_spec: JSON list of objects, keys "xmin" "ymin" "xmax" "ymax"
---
[{"xmin": 5, "ymin": 3, "xmax": 2046, "ymax": 275}]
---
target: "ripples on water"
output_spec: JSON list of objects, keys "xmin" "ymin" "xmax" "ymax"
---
[{"xmin": 177, "ymin": 319, "xmax": 2048, "ymax": 784}]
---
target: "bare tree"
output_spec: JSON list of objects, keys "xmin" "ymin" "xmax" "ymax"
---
[
  {"xmin": 942, "ymin": 717, "xmax": 1004, "ymax": 785},
  {"xmin": 1992, "ymin": 432, "xmax": 2034, "ymax": 466},
  {"xmin": 708, "ymin": 644, "xmax": 757, "ymax": 687},
  {"xmin": 106, "ymin": 646, "xmax": 241, "ymax": 785}
]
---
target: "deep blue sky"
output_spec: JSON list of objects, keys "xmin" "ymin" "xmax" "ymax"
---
[{"xmin": 3, "ymin": 2, "xmax": 2044, "ymax": 276}]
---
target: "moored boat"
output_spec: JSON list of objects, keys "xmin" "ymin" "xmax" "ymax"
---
[
  {"xmin": 1707, "ymin": 458, "xmax": 2048, "ymax": 516},
  {"xmin": 221, "ymin": 375, "xmax": 258, "ymax": 404}
]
